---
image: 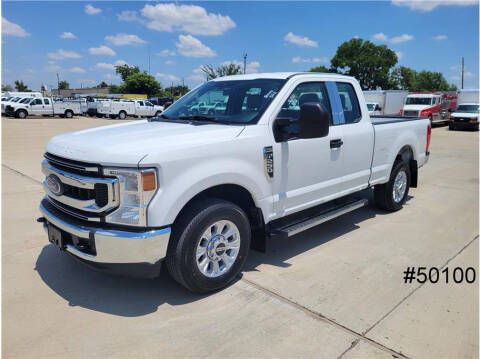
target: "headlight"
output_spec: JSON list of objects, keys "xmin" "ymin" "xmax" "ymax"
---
[{"xmin": 103, "ymin": 168, "xmax": 157, "ymax": 226}]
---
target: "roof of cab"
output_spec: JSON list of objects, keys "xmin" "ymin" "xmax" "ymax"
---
[{"xmin": 210, "ymin": 72, "xmax": 354, "ymax": 81}]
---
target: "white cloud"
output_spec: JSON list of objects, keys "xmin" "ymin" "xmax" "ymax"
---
[
  {"xmin": 47, "ymin": 49, "xmax": 82, "ymax": 60},
  {"xmin": 284, "ymin": 32, "xmax": 318, "ymax": 47},
  {"xmin": 104, "ymin": 73, "xmax": 120, "ymax": 81},
  {"xmin": 88, "ymin": 45, "xmax": 116, "ymax": 56},
  {"xmin": 450, "ymin": 75, "xmax": 461, "ymax": 81},
  {"xmin": 105, "ymin": 33, "xmax": 146, "ymax": 46},
  {"xmin": 44, "ymin": 64, "xmax": 62, "ymax": 72},
  {"xmin": 158, "ymin": 49, "xmax": 176, "ymax": 57},
  {"xmin": 395, "ymin": 51, "xmax": 403, "ymax": 60},
  {"xmin": 292, "ymin": 56, "xmax": 328, "ymax": 64},
  {"xmin": 392, "ymin": 0, "xmax": 477, "ymax": 12},
  {"xmin": 2, "ymin": 17, "xmax": 30, "ymax": 37},
  {"xmin": 95, "ymin": 60, "xmax": 127, "ymax": 70},
  {"xmin": 140, "ymin": 3, "xmax": 235, "ymax": 36},
  {"xmin": 78, "ymin": 79, "xmax": 97, "ymax": 87},
  {"xmin": 69, "ymin": 67, "xmax": 86, "ymax": 74},
  {"xmin": 434, "ymin": 35, "xmax": 447, "ymax": 40},
  {"xmin": 221, "ymin": 60, "xmax": 261, "ymax": 73},
  {"xmin": 372, "ymin": 32, "xmax": 414, "ymax": 44},
  {"xmin": 165, "ymin": 60, "xmax": 175, "ymax": 65},
  {"xmin": 60, "ymin": 31, "xmax": 76, "ymax": 39},
  {"xmin": 85, "ymin": 4, "xmax": 101, "ymax": 15},
  {"xmin": 117, "ymin": 10, "xmax": 142, "ymax": 23},
  {"xmin": 155, "ymin": 73, "xmax": 181, "ymax": 83},
  {"xmin": 175, "ymin": 35, "xmax": 216, "ymax": 58}
]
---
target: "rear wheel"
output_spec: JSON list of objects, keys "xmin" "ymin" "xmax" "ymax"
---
[
  {"xmin": 118, "ymin": 111, "xmax": 126, "ymax": 120},
  {"xmin": 167, "ymin": 198, "xmax": 251, "ymax": 293},
  {"xmin": 374, "ymin": 160, "xmax": 410, "ymax": 212},
  {"xmin": 65, "ymin": 110, "xmax": 73, "ymax": 118}
]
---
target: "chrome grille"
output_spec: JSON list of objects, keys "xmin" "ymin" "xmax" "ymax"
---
[
  {"xmin": 403, "ymin": 110, "xmax": 419, "ymax": 117},
  {"xmin": 42, "ymin": 156, "xmax": 119, "ymax": 219}
]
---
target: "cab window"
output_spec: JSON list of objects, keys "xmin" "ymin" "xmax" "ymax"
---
[
  {"xmin": 278, "ymin": 82, "xmax": 332, "ymax": 124},
  {"xmin": 336, "ymin": 82, "xmax": 361, "ymax": 124},
  {"xmin": 138, "ymin": 101, "xmax": 144, "ymax": 106},
  {"xmin": 44, "ymin": 99, "xmax": 50, "ymax": 105}
]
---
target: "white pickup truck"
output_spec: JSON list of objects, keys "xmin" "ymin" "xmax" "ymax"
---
[
  {"xmin": 96, "ymin": 99, "xmax": 164, "ymax": 119},
  {"xmin": 5, "ymin": 97, "xmax": 82, "ymax": 118},
  {"xmin": 38, "ymin": 73, "xmax": 430, "ymax": 293}
]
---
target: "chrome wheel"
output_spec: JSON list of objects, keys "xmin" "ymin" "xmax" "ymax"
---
[
  {"xmin": 393, "ymin": 170, "xmax": 407, "ymax": 203},
  {"xmin": 196, "ymin": 220, "xmax": 240, "ymax": 278}
]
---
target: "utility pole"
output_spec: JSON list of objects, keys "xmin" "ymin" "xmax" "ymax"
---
[
  {"xmin": 243, "ymin": 53, "xmax": 247, "ymax": 74},
  {"xmin": 56, "ymin": 73, "xmax": 60, "ymax": 96},
  {"xmin": 461, "ymin": 57, "xmax": 464, "ymax": 89},
  {"xmin": 148, "ymin": 45, "xmax": 151, "ymax": 75}
]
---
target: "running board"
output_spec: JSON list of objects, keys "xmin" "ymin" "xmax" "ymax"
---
[{"xmin": 270, "ymin": 199, "xmax": 368, "ymax": 239}]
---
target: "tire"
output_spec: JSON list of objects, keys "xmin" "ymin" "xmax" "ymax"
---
[
  {"xmin": 65, "ymin": 110, "xmax": 73, "ymax": 118},
  {"xmin": 16, "ymin": 110, "xmax": 27, "ymax": 119},
  {"xmin": 59, "ymin": 115, "xmax": 65, "ymax": 118},
  {"xmin": 374, "ymin": 160, "xmax": 410, "ymax": 212},
  {"xmin": 167, "ymin": 198, "xmax": 251, "ymax": 293},
  {"xmin": 109, "ymin": 114, "xmax": 117, "ymax": 119},
  {"xmin": 449, "ymin": 124, "xmax": 454, "ymax": 131},
  {"xmin": 96, "ymin": 114, "xmax": 103, "ymax": 118},
  {"xmin": 118, "ymin": 111, "xmax": 126, "ymax": 120}
]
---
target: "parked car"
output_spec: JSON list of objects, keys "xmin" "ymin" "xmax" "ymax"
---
[
  {"xmin": 4, "ymin": 97, "xmax": 82, "ymax": 118},
  {"xmin": 400, "ymin": 93, "xmax": 444, "ymax": 124},
  {"xmin": 364, "ymin": 90, "xmax": 408, "ymax": 115},
  {"xmin": 448, "ymin": 89, "xmax": 479, "ymax": 131},
  {"xmin": 96, "ymin": 99, "xmax": 164, "ymax": 119},
  {"xmin": 366, "ymin": 102, "xmax": 382, "ymax": 115},
  {"xmin": 149, "ymin": 97, "xmax": 174, "ymax": 109},
  {"xmin": 38, "ymin": 72, "xmax": 430, "ymax": 293}
]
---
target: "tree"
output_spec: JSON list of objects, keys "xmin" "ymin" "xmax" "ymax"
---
[
  {"xmin": 164, "ymin": 85, "xmax": 190, "ymax": 97},
  {"xmin": 309, "ymin": 65, "xmax": 336, "ymax": 73},
  {"xmin": 123, "ymin": 73, "xmax": 161, "ymax": 97},
  {"xmin": 108, "ymin": 84, "xmax": 123, "ymax": 93},
  {"xmin": 1, "ymin": 84, "xmax": 13, "ymax": 91},
  {"xmin": 200, "ymin": 63, "xmax": 242, "ymax": 80},
  {"xmin": 115, "ymin": 64, "xmax": 140, "ymax": 82},
  {"xmin": 97, "ymin": 81, "xmax": 109, "ymax": 88},
  {"xmin": 58, "ymin": 80, "xmax": 69, "ymax": 90},
  {"xmin": 330, "ymin": 38, "xmax": 398, "ymax": 90},
  {"xmin": 415, "ymin": 70, "xmax": 457, "ymax": 91},
  {"xmin": 14, "ymin": 80, "xmax": 29, "ymax": 92},
  {"xmin": 389, "ymin": 66, "xmax": 417, "ymax": 90}
]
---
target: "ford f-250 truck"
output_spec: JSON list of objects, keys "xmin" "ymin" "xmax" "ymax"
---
[{"xmin": 38, "ymin": 73, "xmax": 431, "ymax": 293}]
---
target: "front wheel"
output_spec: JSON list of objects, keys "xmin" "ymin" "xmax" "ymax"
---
[
  {"xmin": 118, "ymin": 111, "xmax": 126, "ymax": 120},
  {"xmin": 374, "ymin": 160, "xmax": 410, "ymax": 212},
  {"xmin": 167, "ymin": 198, "xmax": 251, "ymax": 293},
  {"xmin": 16, "ymin": 110, "xmax": 27, "ymax": 119},
  {"xmin": 65, "ymin": 110, "xmax": 73, "ymax": 118}
]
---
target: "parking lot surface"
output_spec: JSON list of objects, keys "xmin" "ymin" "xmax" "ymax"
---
[{"xmin": 3, "ymin": 116, "xmax": 478, "ymax": 358}]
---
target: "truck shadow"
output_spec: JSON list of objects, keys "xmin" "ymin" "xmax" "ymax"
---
[
  {"xmin": 34, "ymin": 245, "xmax": 212, "ymax": 317},
  {"xmin": 35, "ymin": 189, "xmax": 413, "ymax": 317}
]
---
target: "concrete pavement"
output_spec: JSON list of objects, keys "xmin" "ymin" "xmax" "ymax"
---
[{"xmin": 2, "ymin": 116, "xmax": 478, "ymax": 358}]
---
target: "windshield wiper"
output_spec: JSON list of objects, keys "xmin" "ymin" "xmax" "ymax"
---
[{"xmin": 179, "ymin": 115, "xmax": 219, "ymax": 123}]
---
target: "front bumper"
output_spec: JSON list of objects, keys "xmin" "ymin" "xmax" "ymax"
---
[
  {"xmin": 449, "ymin": 120, "xmax": 479, "ymax": 130},
  {"xmin": 39, "ymin": 198, "xmax": 171, "ymax": 276}
]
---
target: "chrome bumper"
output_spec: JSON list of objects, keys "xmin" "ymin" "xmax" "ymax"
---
[{"xmin": 39, "ymin": 199, "xmax": 170, "ymax": 264}]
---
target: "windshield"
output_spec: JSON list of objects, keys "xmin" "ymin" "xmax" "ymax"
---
[
  {"xmin": 10, "ymin": 97, "xmax": 21, "ymax": 102},
  {"xmin": 366, "ymin": 103, "xmax": 375, "ymax": 111},
  {"xmin": 161, "ymin": 79, "xmax": 286, "ymax": 125},
  {"xmin": 406, "ymin": 97, "xmax": 432, "ymax": 105},
  {"xmin": 456, "ymin": 104, "xmax": 479, "ymax": 113},
  {"xmin": 19, "ymin": 98, "xmax": 31, "ymax": 103}
]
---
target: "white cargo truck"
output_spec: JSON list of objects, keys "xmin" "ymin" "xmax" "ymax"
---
[
  {"xmin": 363, "ymin": 90, "xmax": 408, "ymax": 115},
  {"xmin": 96, "ymin": 99, "xmax": 164, "ymax": 119},
  {"xmin": 5, "ymin": 97, "xmax": 82, "ymax": 118}
]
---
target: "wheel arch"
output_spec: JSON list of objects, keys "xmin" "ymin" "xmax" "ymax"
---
[{"xmin": 394, "ymin": 145, "xmax": 418, "ymax": 188}]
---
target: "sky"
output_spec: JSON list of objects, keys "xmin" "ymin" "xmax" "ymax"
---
[{"xmin": 1, "ymin": 1, "xmax": 479, "ymax": 91}]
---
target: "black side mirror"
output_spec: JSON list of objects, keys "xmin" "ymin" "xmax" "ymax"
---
[{"xmin": 298, "ymin": 102, "xmax": 329, "ymax": 139}]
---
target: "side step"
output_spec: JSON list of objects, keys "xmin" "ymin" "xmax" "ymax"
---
[{"xmin": 270, "ymin": 199, "xmax": 368, "ymax": 239}]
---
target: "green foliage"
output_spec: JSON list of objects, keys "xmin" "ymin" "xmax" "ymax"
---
[
  {"xmin": 123, "ymin": 73, "xmax": 161, "ymax": 97},
  {"xmin": 390, "ymin": 66, "xmax": 457, "ymax": 91},
  {"xmin": 201, "ymin": 63, "xmax": 242, "ymax": 80},
  {"xmin": 14, "ymin": 80, "xmax": 29, "ymax": 92},
  {"xmin": 58, "ymin": 80, "xmax": 69, "ymax": 90},
  {"xmin": 1, "ymin": 84, "xmax": 13, "ymax": 91},
  {"xmin": 330, "ymin": 38, "xmax": 398, "ymax": 90},
  {"xmin": 97, "ymin": 81, "xmax": 109, "ymax": 88},
  {"xmin": 309, "ymin": 65, "xmax": 336, "ymax": 73},
  {"xmin": 164, "ymin": 85, "xmax": 190, "ymax": 97},
  {"xmin": 108, "ymin": 84, "xmax": 123, "ymax": 94},
  {"xmin": 115, "ymin": 64, "xmax": 140, "ymax": 82}
]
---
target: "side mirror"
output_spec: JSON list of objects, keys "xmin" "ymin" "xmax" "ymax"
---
[{"xmin": 298, "ymin": 102, "xmax": 329, "ymax": 139}]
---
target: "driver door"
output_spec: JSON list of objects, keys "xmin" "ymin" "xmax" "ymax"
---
[
  {"xmin": 29, "ymin": 98, "xmax": 45, "ymax": 115},
  {"xmin": 272, "ymin": 81, "xmax": 344, "ymax": 217}
]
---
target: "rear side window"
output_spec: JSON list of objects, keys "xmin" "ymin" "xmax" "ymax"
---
[
  {"xmin": 278, "ymin": 82, "xmax": 333, "ymax": 124},
  {"xmin": 44, "ymin": 99, "xmax": 50, "ymax": 105},
  {"xmin": 336, "ymin": 82, "xmax": 361, "ymax": 124}
]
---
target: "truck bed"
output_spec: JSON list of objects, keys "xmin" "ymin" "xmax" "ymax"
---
[{"xmin": 370, "ymin": 115, "xmax": 423, "ymax": 125}]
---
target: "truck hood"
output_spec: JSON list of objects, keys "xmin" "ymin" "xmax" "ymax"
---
[
  {"xmin": 403, "ymin": 104, "xmax": 432, "ymax": 112},
  {"xmin": 46, "ymin": 120, "xmax": 245, "ymax": 166},
  {"xmin": 451, "ymin": 112, "xmax": 479, "ymax": 119}
]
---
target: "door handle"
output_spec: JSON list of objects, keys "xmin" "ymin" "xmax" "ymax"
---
[{"xmin": 330, "ymin": 139, "xmax": 343, "ymax": 149}]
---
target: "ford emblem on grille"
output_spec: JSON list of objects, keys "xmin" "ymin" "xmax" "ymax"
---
[{"xmin": 47, "ymin": 174, "xmax": 64, "ymax": 196}]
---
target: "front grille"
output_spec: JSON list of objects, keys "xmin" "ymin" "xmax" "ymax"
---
[
  {"xmin": 45, "ymin": 152, "xmax": 102, "ymax": 177},
  {"xmin": 94, "ymin": 183, "xmax": 109, "ymax": 207},
  {"xmin": 403, "ymin": 110, "xmax": 419, "ymax": 117}
]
